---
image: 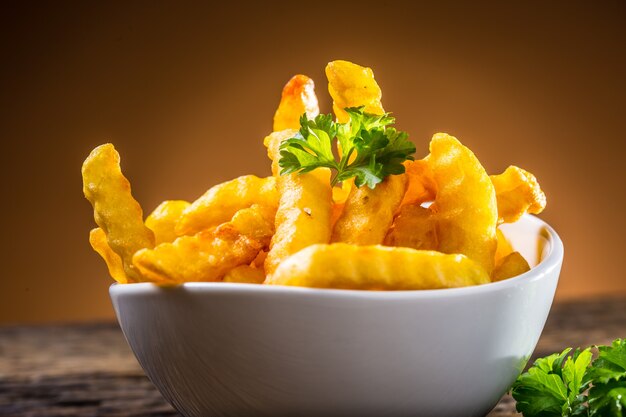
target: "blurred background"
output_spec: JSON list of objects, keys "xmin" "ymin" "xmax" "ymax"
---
[{"xmin": 1, "ymin": 1, "xmax": 624, "ymax": 324}]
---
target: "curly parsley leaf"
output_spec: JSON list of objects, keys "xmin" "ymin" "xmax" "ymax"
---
[
  {"xmin": 278, "ymin": 106, "xmax": 415, "ymax": 189},
  {"xmin": 512, "ymin": 339, "xmax": 626, "ymax": 417},
  {"xmin": 511, "ymin": 347, "xmax": 592, "ymax": 417},
  {"xmin": 587, "ymin": 339, "xmax": 626, "ymax": 416}
]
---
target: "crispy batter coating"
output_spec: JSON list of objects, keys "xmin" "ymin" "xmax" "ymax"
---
[
  {"xmin": 428, "ymin": 133, "xmax": 498, "ymax": 274},
  {"xmin": 89, "ymin": 228, "xmax": 128, "ymax": 284},
  {"xmin": 273, "ymin": 75, "xmax": 319, "ymax": 131},
  {"xmin": 384, "ymin": 204, "xmax": 437, "ymax": 250},
  {"xmin": 491, "ymin": 166, "xmax": 546, "ymax": 224},
  {"xmin": 176, "ymin": 175, "xmax": 277, "ymax": 236},
  {"xmin": 492, "ymin": 251, "xmax": 530, "ymax": 282},
  {"xmin": 326, "ymin": 60, "xmax": 384, "ymax": 122},
  {"xmin": 266, "ymin": 243, "xmax": 490, "ymax": 290},
  {"xmin": 82, "ymin": 144, "xmax": 155, "ymax": 282},
  {"xmin": 133, "ymin": 205, "xmax": 274, "ymax": 283},
  {"xmin": 145, "ymin": 200, "xmax": 190, "ymax": 244},
  {"xmin": 332, "ymin": 174, "xmax": 407, "ymax": 245}
]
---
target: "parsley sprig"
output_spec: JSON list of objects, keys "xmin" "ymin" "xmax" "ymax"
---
[
  {"xmin": 278, "ymin": 107, "xmax": 416, "ymax": 189},
  {"xmin": 512, "ymin": 338, "xmax": 626, "ymax": 417}
]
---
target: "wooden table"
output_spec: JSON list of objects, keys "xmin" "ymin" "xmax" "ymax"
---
[{"xmin": 1, "ymin": 296, "xmax": 624, "ymax": 417}]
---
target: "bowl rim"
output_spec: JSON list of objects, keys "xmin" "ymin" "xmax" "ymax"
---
[{"xmin": 110, "ymin": 214, "xmax": 563, "ymax": 300}]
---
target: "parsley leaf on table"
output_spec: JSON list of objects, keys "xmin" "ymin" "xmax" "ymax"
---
[
  {"xmin": 278, "ymin": 107, "xmax": 415, "ymax": 189},
  {"xmin": 511, "ymin": 339, "xmax": 626, "ymax": 417},
  {"xmin": 512, "ymin": 347, "xmax": 592, "ymax": 417},
  {"xmin": 587, "ymin": 339, "xmax": 626, "ymax": 416}
]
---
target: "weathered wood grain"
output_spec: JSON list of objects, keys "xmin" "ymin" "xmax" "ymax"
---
[{"xmin": 0, "ymin": 296, "xmax": 624, "ymax": 416}]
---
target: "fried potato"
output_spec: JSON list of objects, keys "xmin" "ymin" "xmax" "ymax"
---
[
  {"xmin": 251, "ymin": 250, "xmax": 267, "ymax": 269},
  {"xmin": 82, "ymin": 144, "xmax": 155, "ymax": 282},
  {"xmin": 89, "ymin": 228, "xmax": 128, "ymax": 284},
  {"xmin": 133, "ymin": 205, "xmax": 275, "ymax": 283},
  {"xmin": 176, "ymin": 175, "xmax": 278, "ymax": 236},
  {"xmin": 264, "ymin": 128, "xmax": 333, "ymax": 277},
  {"xmin": 427, "ymin": 133, "xmax": 498, "ymax": 274},
  {"xmin": 492, "ymin": 251, "xmax": 530, "ymax": 282},
  {"xmin": 326, "ymin": 60, "xmax": 384, "ymax": 122},
  {"xmin": 266, "ymin": 243, "xmax": 490, "ymax": 290},
  {"xmin": 491, "ymin": 166, "xmax": 546, "ymax": 224},
  {"xmin": 384, "ymin": 204, "xmax": 437, "ymax": 250},
  {"xmin": 223, "ymin": 265, "xmax": 265, "ymax": 284},
  {"xmin": 495, "ymin": 228, "xmax": 514, "ymax": 263},
  {"xmin": 145, "ymin": 200, "xmax": 190, "ymax": 244},
  {"xmin": 332, "ymin": 174, "xmax": 408, "ymax": 245},
  {"xmin": 401, "ymin": 159, "xmax": 437, "ymax": 207},
  {"xmin": 325, "ymin": 59, "xmax": 404, "ymax": 244},
  {"xmin": 264, "ymin": 171, "xmax": 333, "ymax": 276},
  {"xmin": 273, "ymin": 75, "xmax": 319, "ymax": 131}
]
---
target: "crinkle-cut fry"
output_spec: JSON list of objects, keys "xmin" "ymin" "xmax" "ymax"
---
[
  {"xmin": 331, "ymin": 174, "xmax": 408, "ymax": 245},
  {"xmin": 176, "ymin": 175, "xmax": 278, "ymax": 236},
  {"xmin": 264, "ymin": 128, "xmax": 332, "ymax": 277},
  {"xmin": 326, "ymin": 60, "xmax": 406, "ymax": 245},
  {"xmin": 146, "ymin": 200, "xmax": 190, "ymax": 245},
  {"xmin": 267, "ymin": 243, "xmax": 490, "ymax": 290},
  {"xmin": 223, "ymin": 265, "xmax": 266, "ymax": 284},
  {"xmin": 492, "ymin": 251, "xmax": 530, "ymax": 282},
  {"xmin": 264, "ymin": 170, "xmax": 333, "ymax": 277},
  {"xmin": 401, "ymin": 159, "xmax": 437, "ymax": 207},
  {"xmin": 273, "ymin": 75, "xmax": 319, "ymax": 131},
  {"xmin": 428, "ymin": 133, "xmax": 498, "ymax": 274},
  {"xmin": 133, "ymin": 205, "xmax": 275, "ymax": 284},
  {"xmin": 326, "ymin": 60, "xmax": 384, "ymax": 123},
  {"xmin": 384, "ymin": 204, "xmax": 437, "ymax": 250},
  {"xmin": 82, "ymin": 143, "xmax": 155, "ymax": 282},
  {"xmin": 491, "ymin": 165, "xmax": 546, "ymax": 224},
  {"xmin": 495, "ymin": 228, "xmax": 514, "ymax": 264},
  {"xmin": 89, "ymin": 228, "xmax": 128, "ymax": 284}
]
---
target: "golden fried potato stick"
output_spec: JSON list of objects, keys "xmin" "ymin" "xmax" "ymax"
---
[
  {"xmin": 495, "ymin": 228, "xmax": 514, "ymax": 264},
  {"xmin": 428, "ymin": 133, "xmax": 498, "ymax": 274},
  {"xmin": 325, "ymin": 60, "xmax": 406, "ymax": 244},
  {"xmin": 145, "ymin": 200, "xmax": 190, "ymax": 245},
  {"xmin": 492, "ymin": 251, "xmax": 530, "ymax": 282},
  {"xmin": 133, "ymin": 205, "xmax": 275, "ymax": 283},
  {"xmin": 491, "ymin": 166, "xmax": 546, "ymax": 224},
  {"xmin": 326, "ymin": 60, "xmax": 384, "ymax": 122},
  {"xmin": 82, "ymin": 144, "xmax": 155, "ymax": 282},
  {"xmin": 273, "ymin": 74, "xmax": 319, "ymax": 131},
  {"xmin": 384, "ymin": 204, "xmax": 437, "ymax": 250},
  {"xmin": 267, "ymin": 243, "xmax": 490, "ymax": 290},
  {"xmin": 331, "ymin": 174, "xmax": 408, "ymax": 245},
  {"xmin": 263, "ymin": 129, "xmax": 333, "ymax": 277},
  {"xmin": 89, "ymin": 228, "xmax": 128, "ymax": 284},
  {"xmin": 223, "ymin": 265, "xmax": 266, "ymax": 284},
  {"xmin": 401, "ymin": 159, "xmax": 437, "ymax": 207},
  {"xmin": 176, "ymin": 175, "xmax": 278, "ymax": 236}
]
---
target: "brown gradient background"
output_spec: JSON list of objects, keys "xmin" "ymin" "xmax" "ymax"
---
[{"xmin": 1, "ymin": 1, "xmax": 624, "ymax": 324}]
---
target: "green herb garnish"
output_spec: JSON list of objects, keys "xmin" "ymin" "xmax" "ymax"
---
[
  {"xmin": 512, "ymin": 338, "xmax": 626, "ymax": 416},
  {"xmin": 278, "ymin": 106, "xmax": 416, "ymax": 189}
]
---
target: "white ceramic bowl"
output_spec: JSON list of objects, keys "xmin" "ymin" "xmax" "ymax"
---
[{"xmin": 110, "ymin": 214, "xmax": 563, "ymax": 417}]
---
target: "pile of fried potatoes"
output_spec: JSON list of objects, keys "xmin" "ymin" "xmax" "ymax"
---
[{"xmin": 82, "ymin": 60, "xmax": 546, "ymax": 290}]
